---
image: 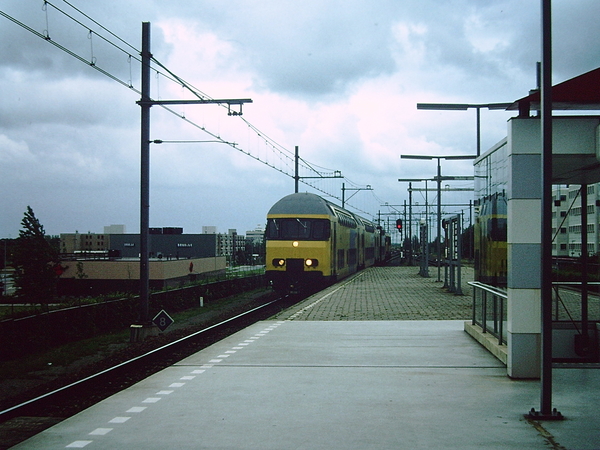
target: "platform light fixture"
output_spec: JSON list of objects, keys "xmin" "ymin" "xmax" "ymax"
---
[{"xmin": 416, "ymin": 102, "xmax": 511, "ymax": 157}]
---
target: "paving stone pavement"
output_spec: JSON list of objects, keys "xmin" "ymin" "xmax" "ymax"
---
[{"xmin": 272, "ymin": 264, "xmax": 474, "ymax": 321}]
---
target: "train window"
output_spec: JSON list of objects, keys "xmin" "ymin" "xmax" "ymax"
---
[
  {"xmin": 311, "ymin": 220, "xmax": 330, "ymax": 239},
  {"xmin": 266, "ymin": 218, "xmax": 330, "ymax": 240},
  {"xmin": 282, "ymin": 219, "xmax": 310, "ymax": 239},
  {"xmin": 488, "ymin": 218, "xmax": 507, "ymax": 241}
]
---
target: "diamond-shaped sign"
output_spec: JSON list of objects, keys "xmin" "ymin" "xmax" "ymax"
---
[{"xmin": 152, "ymin": 309, "xmax": 174, "ymax": 332}]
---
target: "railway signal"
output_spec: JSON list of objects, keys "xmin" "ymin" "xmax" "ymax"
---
[{"xmin": 396, "ymin": 219, "xmax": 403, "ymax": 233}]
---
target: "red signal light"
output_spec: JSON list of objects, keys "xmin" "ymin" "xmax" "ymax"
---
[{"xmin": 396, "ymin": 219, "xmax": 403, "ymax": 232}]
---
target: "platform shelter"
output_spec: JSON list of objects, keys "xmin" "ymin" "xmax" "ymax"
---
[{"xmin": 471, "ymin": 67, "xmax": 600, "ymax": 378}]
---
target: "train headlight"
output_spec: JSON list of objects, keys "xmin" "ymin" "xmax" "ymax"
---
[
  {"xmin": 292, "ymin": 241, "xmax": 299, "ymax": 247},
  {"xmin": 273, "ymin": 258, "xmax": 286, "ymax": 267},
  {"xmin": 305, "ymin": 258, "xmax": 318, "ymax": 267}
]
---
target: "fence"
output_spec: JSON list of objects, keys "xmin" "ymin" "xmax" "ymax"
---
[{"xmin": 0, "ymin": 275, "xmax": 265, "ymax": 360}]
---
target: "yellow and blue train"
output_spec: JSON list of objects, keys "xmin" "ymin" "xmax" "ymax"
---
[{"xmin": 265, "ymin": 193, "xmax": 390, "ymax": 293}]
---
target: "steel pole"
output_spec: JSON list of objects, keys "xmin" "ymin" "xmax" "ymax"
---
[
  {"xmin": 538, "ymin": 0, "xmax": 561, "ymax": 419},
  {"xmin": 437, "ymin": 158, "xmax": 442, "ymax": 282},
  {"xmin": 476, "ymin": 107, "xmax": 481, "ymax": 157},
  {"xmin": 140, "ymin": 22, "xmax": 151, "ymax": 325},
  {"xmin": 409, "ymin": 183, "xmax": 413, "ymax": 266},
  {"xmin": 294, "ymin": 146, "xmax": 299, "ymax": 193},
  {"xmin": 581, "ymin": 185, "xmax": 589, "ymax": 354}
]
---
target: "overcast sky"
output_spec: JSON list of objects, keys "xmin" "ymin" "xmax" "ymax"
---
[{"xmin": 1, "ymin": 1, "xmax": 600, "ymax": 239}]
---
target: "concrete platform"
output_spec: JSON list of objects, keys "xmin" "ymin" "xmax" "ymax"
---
[{"xmin": 12, "ymin": 267, "xmax": 600, "ymax": 449}]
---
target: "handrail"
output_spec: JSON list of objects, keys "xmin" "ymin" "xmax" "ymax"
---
[
  {"xmin": 469, "ymin": 281, "xmax": 507, "ymax": 345},
  {"xmin": 470, "ymin": 280, "xmax": 599, "ymax": 350},
  {"xmin": 468, "ymin": 281, "xmax": 507, "ymax": 298}
]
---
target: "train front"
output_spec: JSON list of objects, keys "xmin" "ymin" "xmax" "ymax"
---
[{"xmin": 265, "ymin": 193, "xmax": 334, "ymax": 294}]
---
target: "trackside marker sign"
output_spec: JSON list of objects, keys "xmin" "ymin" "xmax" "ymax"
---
[{"xmin": 153, "ymin": 309, "xmax": 174, "ymax": 332}]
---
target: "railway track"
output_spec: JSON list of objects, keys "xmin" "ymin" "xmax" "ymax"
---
[{"xmin": 0, "ymin": 291, "xmax": 300, "ymax": 448}]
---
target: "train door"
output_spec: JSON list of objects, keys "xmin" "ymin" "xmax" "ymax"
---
[
  {"xmin": 332, "ymin": 222, "xmax": 337, "ymax": 280},
  {"xmin": 360, "ymin": 231, "xmax": 365, "ymax": 269}
]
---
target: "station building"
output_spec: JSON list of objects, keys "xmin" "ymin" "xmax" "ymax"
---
[{"xmin": 469, "ymin": 67, "xmax": 600, "ymax": 378}]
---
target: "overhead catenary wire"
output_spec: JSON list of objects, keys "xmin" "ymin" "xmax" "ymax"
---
[
  {"xmin": 1, "ymin": 3, "xmax": 391, "ymax": 219},
  {"xmin": 0, "ymin": 10, "xmax": 137, "ymax": 92},
  {"xmin": 59, "ymin": 0, "xmax": 139, "ymax": 53}
]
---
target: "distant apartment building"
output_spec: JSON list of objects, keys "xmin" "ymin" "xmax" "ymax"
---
[
  {"xmin": 60, "ymin": 231, "xmax": 109, "ymax": 254},
  {"xmin": 245, "ymin": 225, "xmax": 265, "ymax": 265},
  {"xmin": 61, "ymin": 225, "xmax": 124, "ymax": 253},
  {"xmin": 217, "ymin": 229, "xmax": 246, "ymax": 263},
  {"xmin": 245, "ymin": 225, "xmax": 265, "ymax": 245},
  {"xmin": 552, "ymin": 184, "xmax": 600, "ymax": 257}
]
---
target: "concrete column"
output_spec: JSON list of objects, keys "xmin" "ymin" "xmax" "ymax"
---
[{"xmin": 506, "ymin": 118, "xmax": 542, "ymax": 378}]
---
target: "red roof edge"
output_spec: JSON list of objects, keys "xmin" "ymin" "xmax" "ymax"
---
[{"xmin": 507, "ymin": 67, "xmax": 600, "ymax": 112}]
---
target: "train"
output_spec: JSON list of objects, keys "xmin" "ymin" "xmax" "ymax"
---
[{"xmin": 265, "ymin": 192, "xmax": 390, "ymax": 293}]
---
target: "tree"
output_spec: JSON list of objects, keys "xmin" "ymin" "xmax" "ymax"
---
[{"xmin": 12, "ymin": 206, "xmax": 60, "ymax": 306}]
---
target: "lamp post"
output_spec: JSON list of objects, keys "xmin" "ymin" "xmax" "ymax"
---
[
  {"xmin": 416, "ymin": 103, "xmax": 511, "ymax": 157},
  {"xmin": 401, "ymin": 155, "xmax": 475, "ymax": 281}
]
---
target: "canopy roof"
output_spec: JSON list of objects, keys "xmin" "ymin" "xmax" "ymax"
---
[{"xmin": 508, "ymin": 67, "xmax": 600, "ymax": 113}]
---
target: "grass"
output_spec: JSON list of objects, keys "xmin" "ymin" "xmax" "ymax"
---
[
  {"xmin": 0, "ymin": 288, "xmax": 268, "ymax": 382},
  {"xmin": 0, "ymin": 329, "xmax": 130, "ymax": 380}
]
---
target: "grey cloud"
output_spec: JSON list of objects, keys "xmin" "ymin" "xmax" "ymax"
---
[
  {"xmin": 0, "ymin": 77, "xmax": 137, "ymax": 130},
  {"xmin": 174, "ymin": 0, "xmax": 400, "ymax": 97},
  {"xmin": 551, "ymin": 1, "xmax": 600, "ymax": 79},
  {"xmin": 0, "ymin": 0, "xmax": 169, "ymax": 85}
]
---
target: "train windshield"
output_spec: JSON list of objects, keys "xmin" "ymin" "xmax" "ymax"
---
[{"xmin": 266, "ymin": 218, "xmax": 330, "ymax": 240}]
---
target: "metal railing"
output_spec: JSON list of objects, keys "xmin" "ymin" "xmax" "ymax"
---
[
  {"xmin": 470, "ymin": 280, "xmax": 600, "ymax": 348},
  {"xmin": 469, "ymin": 281, "xmax": 507, "ymax": 345}
]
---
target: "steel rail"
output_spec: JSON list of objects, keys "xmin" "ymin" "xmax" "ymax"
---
[{"xmin": 0, "ymin": 297, "xmax": 282, "ymax": 420}]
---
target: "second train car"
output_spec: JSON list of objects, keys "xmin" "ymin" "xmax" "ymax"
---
[{"xmin": 265, "ymin": 192, "xmax": 388, "ymax": 293}]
